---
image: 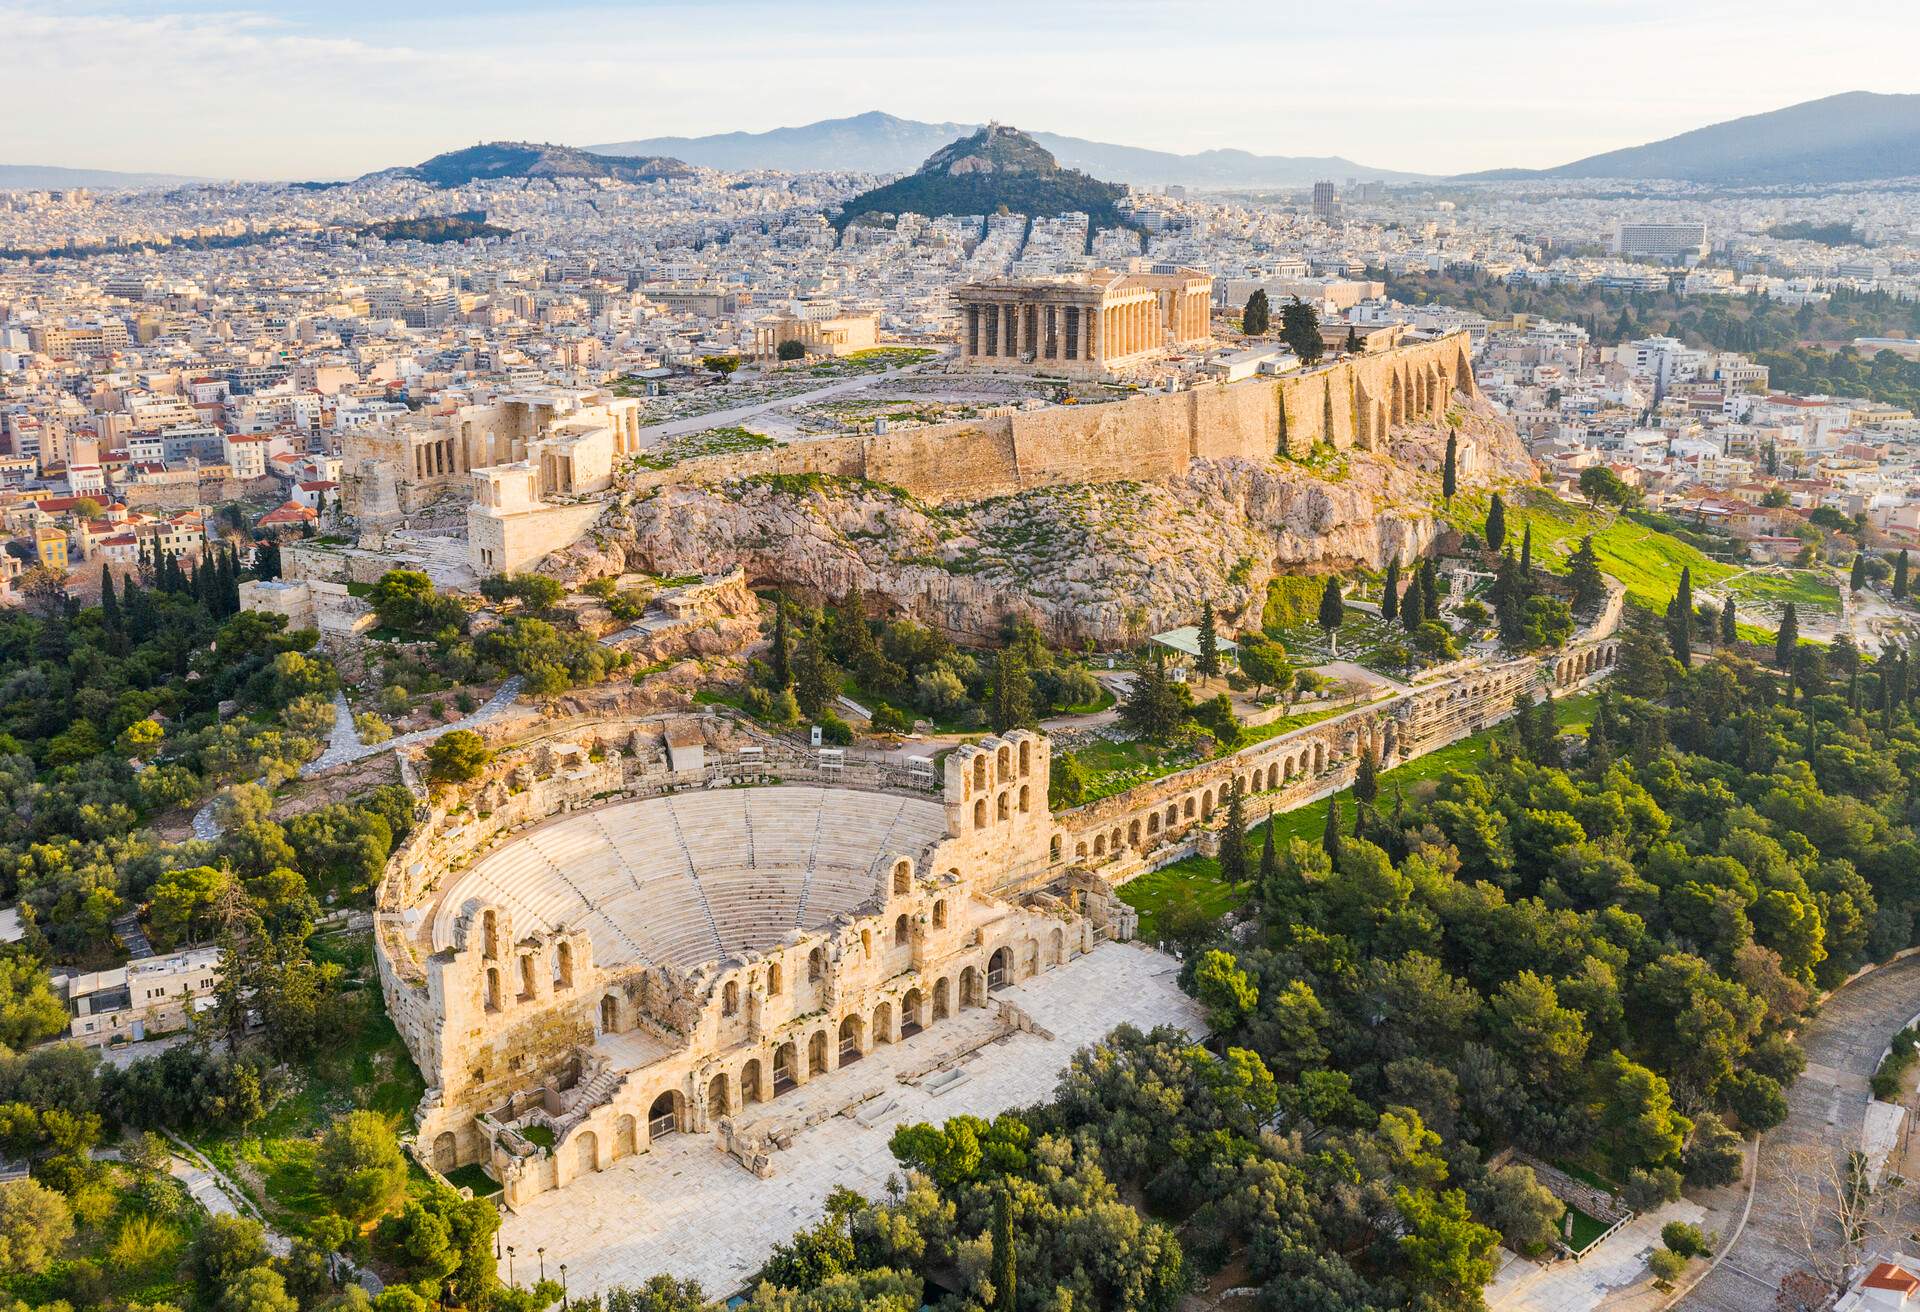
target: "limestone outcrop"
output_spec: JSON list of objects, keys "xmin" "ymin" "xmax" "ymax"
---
[{"xmin": 548, "ymin": 398, "xmax": 1528, "ymax": 648}]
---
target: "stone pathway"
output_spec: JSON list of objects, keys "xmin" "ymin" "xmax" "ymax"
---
[
  {"xmin": 635, "ymin": 364, "xmax": 930, "ymax": 442},
  {"xmin": 191, "ymin": 676, "xmax": 523, "ymax": 840}
]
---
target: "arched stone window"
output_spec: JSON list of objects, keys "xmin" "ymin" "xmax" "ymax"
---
[
  {"xmin": 481, "ymin": 909, "xmax": 497, "ymax": 960},
  {"xmin": 933, "ymin": 899, "xmax": 947, "ymax": 929},
  {"xmin": 1049, "ymin": 835, "xmax": 1061, "ymax": 863},
  {"xmin": 599, "ymin": 994, "xmax": 617, "ymax": 1033},
  {"xmin": 723, "ymin": 980, "xmax": 739, "ymax": 1015},
  {"xmin": 553, "ymin": 941, "xmax": 573, "ymax": 989},
  {"xmin": 485, "ymin": 967, "xmax": 501, "ymax": 1012},
  {"xmin": 996, "ymin": 745, "xmax": 1011, "ymax": 781},
  {"xmin": 1019, "ymin": 741, "xmax": 1031, "ymax": 775},
  {"xmin": 974, "ymin": 799, "xmax": 987, "ymax": 829},
  {"xmin": 1018, "ymin": 785, "xmax": 1029, "ymax": 813},
  {"xmin": 997, "ymin": 791, "xmax": 1010, "ymax": 821},
  {"xmin": 893, "ymin": 861, "xmax": 911, "ymax": 895},
  {"xmin": 808, "ymin": 946, "xmax": 823, "ymax": 980},
  {"xmin": 894, "ymin": 913, "xmax": 909, "ymax": 945},
  {"xmin": 860, "ymin": 928, "xmax": 872, "ymax": 957},
  {"xmin": 767, "ymin": 962, "xmax": 782, "ymax": 996},
  {"xmin": 972, "ymin": 756, "xmax": 987, "ymax": 793},
  {"xmin": 518, "ymin": 954, "xmax": 537, "ymax": 1000}
]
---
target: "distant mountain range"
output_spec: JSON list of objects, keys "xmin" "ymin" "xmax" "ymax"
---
[
  {"xmin": 1460, "ymin": 92, "xmax": 1920, "ymax": 186},
  {"xmin": 362, "ymin": 141, "xmax": 694, "ymax": 188},
  {"xmin": 589, "ymin": 110, "xmax": 1423, "ymax": 187},
  {"xmin": 832, "ymin": 125, "xmax": 1130, "ymax": 231},
  {"xmin": 0, "ymin": 164, "xmax": 207, "ymax": 190}
]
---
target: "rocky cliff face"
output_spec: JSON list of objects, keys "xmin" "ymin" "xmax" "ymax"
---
[{"xmin": 550, "ymin": 400, "xmax": 1529, "ymax": 648}]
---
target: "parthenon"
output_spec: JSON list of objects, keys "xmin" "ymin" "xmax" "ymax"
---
[{"xmin": 952, "ymin": 268, "xmax": 1213, "ymax": 377}]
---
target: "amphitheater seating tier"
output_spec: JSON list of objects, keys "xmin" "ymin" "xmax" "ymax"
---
[{"xmin": 431, "ymin": 787, "xmax": 946, "ymax": 971}]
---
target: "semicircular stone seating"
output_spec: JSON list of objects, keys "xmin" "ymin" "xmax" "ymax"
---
[{"xmin": 433, "ymin": 786, "xmax": 947, "ymax": 972}]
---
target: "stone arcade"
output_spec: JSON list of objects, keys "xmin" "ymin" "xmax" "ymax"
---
[{"xmin": 375, "ymin": 725, "xmax": 1136, "ymax": 1210}]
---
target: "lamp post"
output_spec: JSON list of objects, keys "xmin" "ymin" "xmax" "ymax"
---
[
  {"xmin": 560, "ymin": 1263, "xmax": 568, "ymax": 1310},
  {"xmin": 506, "ymin": 1245, "xmax": 515, "ymax": 1288},
  {"xmin": 538, "ymin": 1246, "xmax": 546, "ymax": 1283}
]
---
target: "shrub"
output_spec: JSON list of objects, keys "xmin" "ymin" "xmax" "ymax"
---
[
  {"xmin": 1647, "ymin": 1248, "xmax": 1687, "ymax": 1285},
  {"xmin": 816, "ymin": 714, "xmax": 854, "ymax": 746},
  {"xmin": 1662, "ymin": 1220, "xmax": 1710, "ymax": 1258},
  {"xmin": 353, "ymin": 712, "xmax": 392, "ymax": 745},
  {"xmin": 426, "ymin": 730, "xmax": 490, "ymax": 784},
  {"xmin": 870, "ymin": 704, "xmax": 911, "ymax": 734},
  {"xmin": 1622, "ymin": 1166, "xmax": 1683, "ymax": 1211}
]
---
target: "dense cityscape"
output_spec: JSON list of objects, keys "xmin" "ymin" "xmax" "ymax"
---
[{"xmin": 5, "ymin": 15, "xmax": 1920, "ymax": 1312}]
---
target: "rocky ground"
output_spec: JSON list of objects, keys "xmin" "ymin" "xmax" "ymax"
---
[{"xmin": 548, "ymin": 396, "xmax": 1530, "ymax": 649}]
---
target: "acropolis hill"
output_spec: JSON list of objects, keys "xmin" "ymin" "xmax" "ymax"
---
[{"xmin": 541, "ymin": 333, "xmax": 1526, "ymax": 647}]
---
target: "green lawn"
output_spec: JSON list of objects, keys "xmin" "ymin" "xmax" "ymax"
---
[
  {"xmin": 1723, "ymin": 568, "xmax": 1841, "ymax": 613},
  {"xmin": 1450, "ymin": 488, "xmax": 1742, "ymax": 614},
  {"xmin": 1121, "ymin": 690, "xmax": 1599, "ymax": 940},
  {"xmin": 1564, "ymin": 1204, "xmax": 1612, "ymax": 1254}
]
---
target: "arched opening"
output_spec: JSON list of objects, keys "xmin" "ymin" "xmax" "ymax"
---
[
  {"xmin": 481, "ymin": 910, "xmax": 497, "ymax": 960},
  {"xmin": 599, "ymin": 995, "xmax": 617, "ymax": 1034},
  {"xmin": 1129, "ymin": 819, "xmax": 1141, "ymax": 847},
  {"xmin": 894, "ymin": 913, "xmax": 910, "ymax": 946},
  {"xmin": 961, "ymin": 965, "xmax": 982, "ymax": 1006},
  {"xmin": 647, "ymin": 1092, "xmax": 678, "ymax": 1140},
  {"xmin": 901, "ymin": 988, "xmax": 925, "ymax": 1036},
  {"xmin": 1267, "ymin": 763, "xmax": 1279, "ymax": 789},
  {"xmin": 809, "ymin": 1029, "xmax": 829, "ymax": 1076},
  {"xmin": 485, "ymin": 968, "xmax": 501, "ymax": 1012},
  {"xmin": 1165, "ymin": 803, "xmax": 1178, "ymax": 827},
  {"xmin": 1019, "ymin": 740, "xmax": 1031, "ymax": 775},
  {"xmin": 772, "ymin": 1042, "xmax": 797, "ymax": 1095},
  {"xmin": 933, "ymin": 900, "xmax": 947, "ymax": 929},
  {"xmin": 1049, "ymin": 835, "xmax": 1062, "ymax": 863},
  {"xmin": 1183, "ymin": 797, "xmax": 1195, "ymax": 819},
  {"xmin": 1313, "ymin": 743, "xmax": 1324, "ymax": 772},
  {"xmin": 974, "ymin": 799, "xmax": 987, "ymax": 829},
  {"xmin": 1147, "ymin": 812, "xmax": 1160, "ymax": 836},
  {"xmin": 1051, "ymin": 927, "xmax": 1065, "ymax": 965},
  {"xmin": 1075, "ymin": 841, "xmax": 1087, "ymax": 861},
  {"xmin": 707, "ymin": 1073, "xmax": 729, "ymax": 1120},
  {"xmin": 997, "ymin": 791, "xmax": 1010, "ymax": 821},
  {"xmin": 574, "ymin": 1130, "xmax": 598, "ymax": 1177},
  {"xmin": 1093, "ymin": 834, "xmax": 1106, "ymax": 857},
  {"xmin": 518, "ymin": 954, "xmax": 537, "ymax": 1001},
  {"xmin": 1018, "ymin": 785, "xmax": 1030, "ymax": 813},
  {"xmin": 872, "ymin": 1001, "xmax": 893, "ymax": 1046},
  {"xmin": 933, "ymin": 977, "xmax": 951, "ymax": 1020},
  {"xmin": 553, "ymin": 941, "xmax": 573, "ymax": 989},
  {"xmin": 740, "ymin": 1058, "xmax": 763, "ymax": 1106},
  {"xmin": 988, "ymin": 947, "xmax": 1012, "ymax": 991},
  {"xmin": 893, "ymin": 861, "xmax": 911, "ymax": 895},
  {"xmin": 861, "ymin": 928, "xmax": 873, "ymax": 957},
  {"xmin": 996, "ymin": 745, "xmax": 1011, "ymax": 781},
  {"xmin": 723, "ymin": 980, "xmax": 739, "ymax": 1015},
  {"xmin": 839, "ymin": 1014, "xmax": 864, "ymax": 1064},
  {"xmin": 1201, "ymin": 790, "xmax": 1214, "ymax": 817},
  {"xmin": 808, "ymin": 946, "xmax": 823, "ymax": 980},
  {"xmin": 767, "ymin": 961, "xmax": 782, "ymax": 996},
  {"xmin": 432, "ymin": 1130, "xmax": 457, "ymax": 1173},
  {"xmin": 972, "ymin": 756, "xmax": 987, "ymax": 792}
]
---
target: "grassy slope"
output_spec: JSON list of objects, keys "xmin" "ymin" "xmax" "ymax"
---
[{"xmin": 1121, "ymin": 692, "xmax": 1598, "ymax": 940}]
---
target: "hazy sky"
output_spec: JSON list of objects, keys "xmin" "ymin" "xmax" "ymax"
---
[{"xmin": 5, "ymin": 0, "xmax": 1917, "ymax": 179}]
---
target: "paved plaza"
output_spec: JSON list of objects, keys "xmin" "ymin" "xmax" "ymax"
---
[{"xmin": 495, "ymin": 941, "xmax": 1206, "ymax": 1299}]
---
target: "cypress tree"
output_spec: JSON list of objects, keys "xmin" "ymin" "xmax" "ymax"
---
[
  {"xmin": 256, "ymin": 538, "xmax": 282, "ymax": 581},
  {"xmin": 1775, "ymin": 602, "xmax": 1798, "ymax": 669},
  {"xmin": 99, "ymin": 563, "xmax": 120, "ymax": 636},
  {"xmin": 1897, "ymin": 549, "xmax": 1910, "ymax": 599},
  {"xmin": 1442, "ymin": 432, "xmax": 1457, "ymax": 502},
  {"xmin": 1401, "ymin": 577, "xmax": 1424, "ymax": 631},
  {"xmin": 1851, "ymin": 554, "xmax": 1867, "ymax": 592},
  {"xmin": 1381, "ymin": 558, "xmax": 1400, "ymax": 623},
  {"xmin": 1317, "ymin": 577, "xmax": 1345, "ymax": 653},
  {"xmin": 1519, "ymin": 523, "xmax": 1532, "ymax": 577},
  {"xmin": 770, "ymin": 595, "xmax": 791, "ymax": 688},
  {"xmin": 992, "ymin": 1187, "xmax": 1016, "ymax": 1312},
  {"xmin": 1241, "ymin": 288, "xmax": 1271, "ymax": 336},
  {"xmin": 1321, "ymin": 793, "xmax": 1342, "ymax": 865},
  {"xmin": 1667, "ymin": 566, "xmax": 1693, "ymax": 667},
  {"xmin": 1219, "ymin": 781, "xmax": 1248, "ymax": 887},
  {"xmin": 1353, "ymin": 745, "xmax": 1377, "ymax": 805},
  {"xmin": 1197, "ymin": 599, "xmax": 1220, "ymax": 680},
  {"xmin": 1420, "ymin": 558, "xmax": 1441, "ymax": 622},
  {"xmin": 1257, "ymin": 807, "xmax": 1278, "ymax": 898},
  {"xmin": 1485, "ymin": 492, "xmax": 1507, "ymax": 553},
  {"xmin": 1720, "ymin": 595, "xmax": 1737, "ymax": 645},
  {"xmin": 1567, "ymin": 534, "xmax": 1605, "ymax": 612},
  {"xmin": 989, "ymin": 650, "xmax": 1036, "ymax": 733}
]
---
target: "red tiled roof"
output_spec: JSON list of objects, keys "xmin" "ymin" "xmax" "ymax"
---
[{"xmin": 1864, "ymin": 1263, "xmax": 1919, "ymax": 1293}]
